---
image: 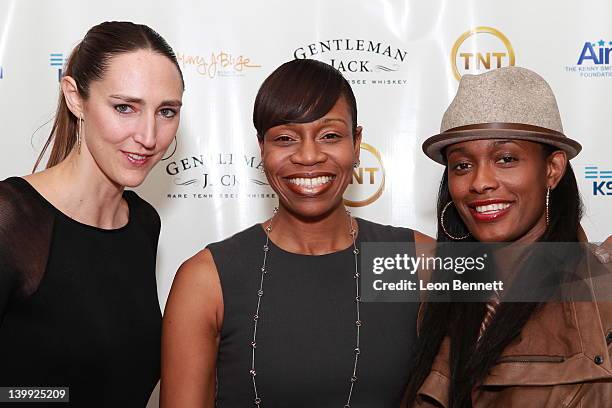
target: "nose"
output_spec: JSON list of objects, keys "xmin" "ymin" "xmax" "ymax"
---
[
  {"xmin": 469, "ymin": 163, "xmax": 499, "ymax": 194},
  {"xmin": 290, "ymin": 138, "xmax": 326, "ymax": 166},
  {"xmin": 132, "ymin": 113, "xmax": 156, "ymax": 150}
]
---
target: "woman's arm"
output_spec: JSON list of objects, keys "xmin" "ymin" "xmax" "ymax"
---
[{"xmin": 160, "ymin": 249, "xmax": 224, "ymax": 408}]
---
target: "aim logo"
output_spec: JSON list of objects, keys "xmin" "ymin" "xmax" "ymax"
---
[{"xmin": 577, "ymin": 40, "xmax": 612, "ymax": 65}]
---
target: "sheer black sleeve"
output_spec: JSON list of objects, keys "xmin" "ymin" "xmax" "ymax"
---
[
  {"xmin": 124, "ymin": 190, "xmax": 161, "ymax": 253},
  {"xmin": 0, "ymin": 178, "xmax": 54, "ymax": 319}
]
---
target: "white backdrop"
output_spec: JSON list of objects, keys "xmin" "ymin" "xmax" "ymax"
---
[{"xmin": 1, "ymin": 1, "xmax": 611, "ymax": 405}]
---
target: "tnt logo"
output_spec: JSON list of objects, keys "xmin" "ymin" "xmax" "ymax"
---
[
  {"xmin": 585, "ymin": 166, "xmax": 612, "ymax": 196},
  {"xmin": 49, "ymin": 53, "xmax": 67, "ymax": 81},
  {"xmin": 451, "ymin": 27, "xmax": 516, "ymax": 81},
  {"xmin": 578, "ymin": 40, "xmax": 612, "ymax": 65},
  {"xmin": 344, "ymin": 143, "xmax": 385, "ymax": 207}
]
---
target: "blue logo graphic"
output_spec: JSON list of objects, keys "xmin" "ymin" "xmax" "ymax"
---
[
  {"xmin": 585, "ymin": 166, "xmax": 612, "ymax": 196},
  {"xmin": 577, "ymin": 40, "xmax": 612, "ymax": 65},
  {"xmin": 49, "ymin": 53, "xmax": 66, "ymax": 81}
]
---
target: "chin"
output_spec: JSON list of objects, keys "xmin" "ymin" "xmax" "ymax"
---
[
  {"xmin": 286, "ymin": 200, "xmax": 340, "ymax": 221},
  {"xmin": 472, "ymin": 228, "xmax": 514, "ymax": 243},
  {"xmin": 114, "ymin": 172, "xmax": 149, "ymax": 189}
]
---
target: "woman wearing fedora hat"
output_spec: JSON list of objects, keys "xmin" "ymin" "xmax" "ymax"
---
[{"xmin": 404, "ymin": 66, "xmax": 612, "ymax": 407}]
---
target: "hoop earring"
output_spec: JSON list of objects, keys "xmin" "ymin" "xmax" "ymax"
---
[
  {"xmin": 440, "ymin": 201, "xmax": 470, "ymax": 240},
  {"xmin": 76, "ymin": 116, "xmax": 83, "ymax": 153},
  {"xmin": 545, "ymin": 186, "xmax": 551, "ymax": 228},
  {"xmin": 162, "ymin": 135, "xmax": 178, "ymax": 161}
]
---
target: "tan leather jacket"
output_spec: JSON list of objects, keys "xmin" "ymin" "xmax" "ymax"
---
[{"xmin": 414, "ymin": 299, "xmax": 612, "ymax": 408}]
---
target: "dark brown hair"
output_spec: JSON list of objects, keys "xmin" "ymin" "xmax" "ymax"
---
[
  {"xmin": 34, "ymin": 21, "xmax": 184, "ymax": 171},
  {"xmin": 253, "ymin": 59, "xmax": 357, "ymax": 140}
]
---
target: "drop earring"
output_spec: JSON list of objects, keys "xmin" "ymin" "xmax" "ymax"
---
[
  {"xmin": 77, "ymin": 116, "xmax": 83, "ymax": 153},
  {"xmin": 545, "ymin": 186, "xmax": 551, "ymax": 228}
]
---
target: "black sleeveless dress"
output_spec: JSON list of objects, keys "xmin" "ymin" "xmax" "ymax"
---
[
  {"xmin": 208, "ymin": 218, "xmax": 418, "ymax": 407},
  {"xmin": 0, "ymin": 177, "xmax": 162, "ymax": 407}
]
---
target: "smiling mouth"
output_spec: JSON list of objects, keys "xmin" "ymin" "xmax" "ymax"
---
[
  {"xmin": 122, "ymin": 151, "xmax": 151, "ymax": 166},
  {"xmin": 287, "ymin": 175, "xmax": 335, "ymax": 189},
  {"xmin": 474, "ymin": 203, "xmax": 512, "ymax": 214},
  {"xmin": 284, "ymin": 175, "xmax": 337, "ymax": 196},
  {"xmin": 468, "ymin": 201, "xmax": 513, "ymax": 221}
]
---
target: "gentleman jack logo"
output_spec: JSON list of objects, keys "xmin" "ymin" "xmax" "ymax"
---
[{"xmin": 292, "ymin": 39, "xmax": 409, "ymax": 86}]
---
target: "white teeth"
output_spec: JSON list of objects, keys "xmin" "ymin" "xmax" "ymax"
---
[
  {"xmin": 127, "ymin": 153, "xmax": 146, "ymax": 161},
  {"xmin": 288, "ymin": 176, "xmax": 333, "ymax": 188},
  {"xmin": 475, "ymin": 203, "xmax": 511, "ymax": 213}
]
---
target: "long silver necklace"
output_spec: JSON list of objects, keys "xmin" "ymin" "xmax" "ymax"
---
[{"xmin": 250, "ymin": 207, "xmax": 361, "ymax": 407}]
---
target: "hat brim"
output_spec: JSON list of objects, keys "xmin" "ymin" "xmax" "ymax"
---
[{"xmin": 423, "ymin": 126, "xmax": 582, "ymax": 165}]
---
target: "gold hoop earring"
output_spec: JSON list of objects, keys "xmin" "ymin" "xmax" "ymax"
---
[
  {"xmin": 545, "ymin": 186, "xmax": 551, "ymax": 228},
  {"xmin": 440, "ymin": 201, "xmax": 470, "ymax": 240}
]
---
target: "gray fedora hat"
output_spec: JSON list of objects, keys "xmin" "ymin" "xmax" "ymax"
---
[{"xmin": 422, "ymin": 66, "xmax": 582, "ymax": 164}]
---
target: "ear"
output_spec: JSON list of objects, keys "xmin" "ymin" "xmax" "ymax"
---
[
  {"xmin": 353, "ymin": 126, "xmax": 363, "ymax": 163},
  {"xmin": 61, "ymin": 76, "xmax": 84, "ymax": 119},
  {"xmin": 546, "ymin": 150, "xmax": 567, "ymax": 190}
]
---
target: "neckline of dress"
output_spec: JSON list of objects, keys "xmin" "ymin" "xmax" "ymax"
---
[
  {"xmin": 12, "ymin": 176, "xmax": 132, "ymax": 233},
  {"xmin": 255, "ymin": 217, "xmax": 363, "ymax": 258}
]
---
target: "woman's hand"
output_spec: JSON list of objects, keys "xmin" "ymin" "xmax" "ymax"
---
[{"xmin": 593, "ymin": 236, "xmax": 612, "ymax": 264}]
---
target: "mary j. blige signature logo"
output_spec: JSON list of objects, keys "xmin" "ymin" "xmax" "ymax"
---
[{"xmin": 176, "ymin": 51, "xmax": 261, "ymax": 79}]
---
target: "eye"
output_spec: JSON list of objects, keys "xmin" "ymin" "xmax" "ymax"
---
[
  {"xmin": 321, "ymin": 133, "xmax": 341, "ymax": 140},
  {"xmin": 273, "ymin": 135, "xmax": 295, "ymax": 143},
  {"xmin": 114, "ymin": 104, "xmax": 134, "ymax": 114},
  {"xmin": 451, "ymin": 162, "xmax": 472, "ymax": 172},
  {"xmin": 159, "ymin": 108, "xmax": 177, "ymax": 118},
  {"xmin": 496, "ymin": 155, "xmax": 517, "ymax": 165}
]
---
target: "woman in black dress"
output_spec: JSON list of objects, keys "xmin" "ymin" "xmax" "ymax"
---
[
  {"xmin": 0, "ymin": 22, "xmax": 184, "ymax": 407},
  {"xmin": 161, "ymin": 59, "xmax": 433, "ymax": 407}
]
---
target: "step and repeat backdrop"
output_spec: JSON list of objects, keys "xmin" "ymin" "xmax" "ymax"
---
[
  {"xmin": 0, "ymin": 0, "xmax": 612, "ymax": 405},
  {"xmin": 0, "ymin": 4, "xmax": 610, "ymax": 402},
  {"xmin": 2, "ymin": 0, "xmax": 611, "ymax": 306}
]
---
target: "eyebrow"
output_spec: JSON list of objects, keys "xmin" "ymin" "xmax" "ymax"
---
[
  {"xmin": 446, "ymin": 139, "xmax": 521, "ymax": 157},
  {"xmin": 321, "ymin": 117, "xmax": 348, "ymax": 125},
  {"xmin": 279, "ymin": 117, "xmax": 348, "ymax": 129},
  {"xmin": 109, "ymin": 94, "xmax": 182, "ymax": 107},
  {"xmin": 491, "ymin": 140, "xmax": 519, "ymax": 147},
  {"xmin": 445, "ymin": 146, "xmax": 466, "ymax": 156}
]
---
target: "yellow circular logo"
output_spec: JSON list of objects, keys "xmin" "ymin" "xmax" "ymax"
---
[
  {"xmin": 344, "ymin": 143, "xmax": 385, "ymax": 208},
  {"xmin": 451, "ymin": 26, "xmax": 516, "ymax": 81}
]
